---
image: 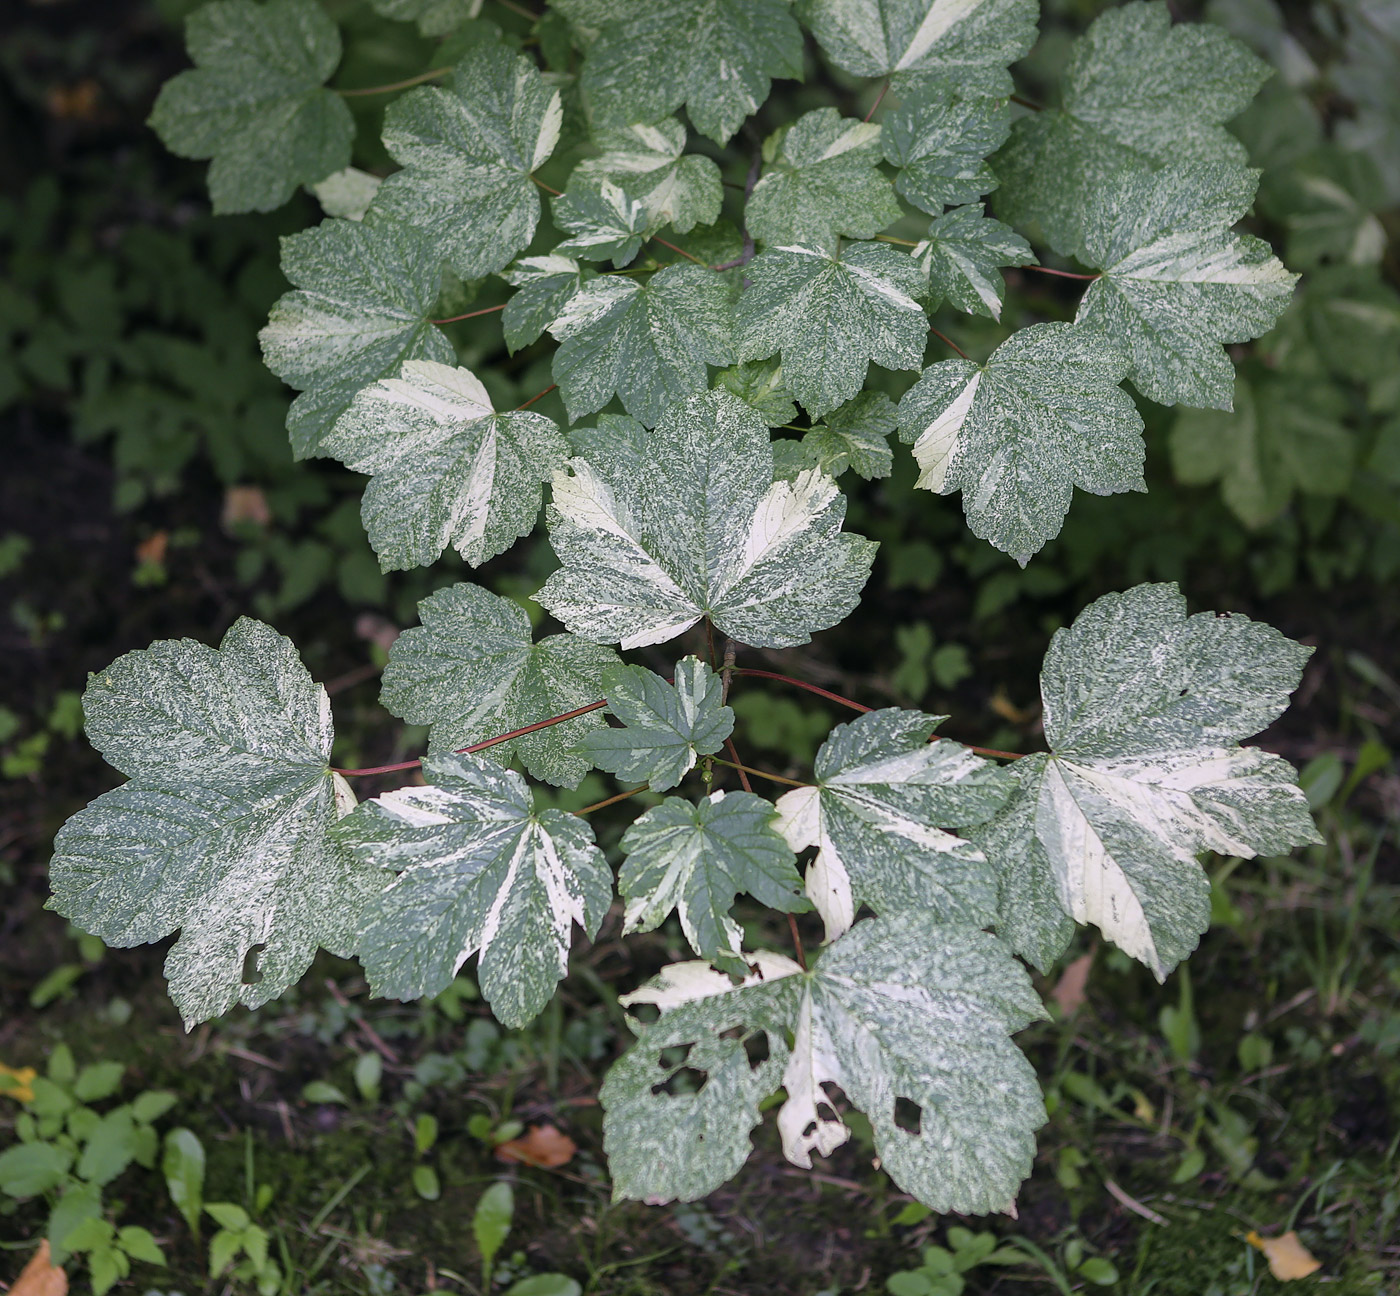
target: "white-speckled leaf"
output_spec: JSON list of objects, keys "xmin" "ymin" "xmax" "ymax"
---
[
  {"xmin": 535, "ymin": 389, "xmax": 877, "ymax": 649},
  {"xmin": 337, "ymin": 752, "xmax": 611, "ymax": 1026},
  {"xmin": 736, "ymin": 242, "xmax": 928, "ymax": 418},
  {"xmin": 380, "ymin": 583, "xmax": 620, "ymax": 788},
  {"xmin": 49, "ymin": 619, "xmax": 381, "ymax": 1028},
  {"xmin": 994, "ymin": 0, "xmax": 1270, "ymax": 259},
  {"xmin": 972, "ymin": 583, "xmax": 1322, "ymax": 977},
  {"xmin": 578, "ymin": 0, "xmax": 804, "ymax": 144},
  {"xmin": 573, "ymin": 119, "xmax": 722, "ymax": 234},
  {"xmin": 148, "ymin": 0, "xmax": 353, "ymax": 215},
  {"xmin": 553, "ymin": 179, "xmax": 650, "ymax": 267},
  {"xmin": 774, "ymin": 391, "xmax": 897, "ymax": 481},
  {"xmin": 547, "ymin": 264, "xmax": 737, "ymax": 425},
  {"xmin": 775, "ymin": 709, "xmax": 1010, "ymax": 941},
  {"xmin": 883, "ymin": 89, "xmax": 1010, "ymax": 213},
  {"xmin": 369, "ymin": 0, "xmax": 481, "ymax": 37},
  {"xmin": 313, "ymin": 167, "xmax": 381, "ymax": 221},
  {"xmin": 368, "ymin": 41, "xmax": 562, "ymax": 279},
  {"xmin": 258, "ymin": 219, "xmax": 453, "ymax": 459},
  {"xmin": 747, "ymin": 109, "xmax": 901, "ymax": 251},
  {"xmin": 911, "ymin": 204, "xmax": 1036, "ymax": 320},
  {"xmin": 500, "ymin": 255, "xmax": 586, "ymax": 353},
  {"xmin": 716, "ymin": 359, "xmax": 798, "ymax": 426},
  {"xmin": 580, "ymin": 657, "xmax": 734, "ymax": 791},
  {"xmin": 797, "ymin": 0, "xmax": 1038, "ymax": 94},
  {"xmin": 619, "ymin": 791, "xmax": 806, "ymax": 959},
  {"xmin": 1075, "ymin": 164, "xmax": 1299, "ymax": 409},
  {"xmin": 320, "ymin": 360, "xmax": 568, "ymax": 571},
  {"xmin": 600, "ymin": 911, "xmax": 1046, "ymax": 1211},
  {"xmin": 896, "ymin": 322, "xmax": 1145, "ymax": 562}
]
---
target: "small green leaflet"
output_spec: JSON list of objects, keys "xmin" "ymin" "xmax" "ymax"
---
[
  {"xmin": 370, "ymin": 41, "xmax": 562, "ymax": 279},
  {"xmin": 1302, "ymin": 265, "xmax": 1400, "ymax": 385},
  {"xmin": 994, "ymin": 0, "xmax": 1269, "ymax": 259},
  {"xmin": 737, "ymin": 243, "xmax": 928, "ymax": 419},
  {"xmin": 619, "ymin": 791, "xmax": 806, "ymax": 959},
  {"xmin": 600, "ymin": 912, "xmax": 1045, "ymax": 1211},
  {"xmin": 259, "ymin": 219, "xmax": 452, "ymax": 459},
  {"xmin": 572, "ymin": 119, "xmax": 722, "ymax": 234},
  {"xmin": 883, "ymin": 89, "xmax": 1010, "ymax": 213},
  {"xmin": 746, "ymin": 109, "xmax": 901, "ymax": 251},
  {"xmin": 578, "ymin": 0, "xmax": 804, "ymax": 145},
  {"xmin": 1169, "ymin": 373, "xmax": 1354, "ymax": 528},
  {"xmin": 369, "ymin": 0, "xmax": 480, "ymax": 37},
  {"xmin": 775, "ymin": 709, "xmax": 1009, "ymax": 940},
  {"xmin": 797, "ymin": 0, "xmax": 1038, "ymax": 95},
  {"xmin": 579, "ymin": 657, "xmax": 734, "ymax": 791},
  {"xmin": 1075, "ymin": 164, "xmax": 1299, "ymax": 410},
  {"xmin": 536, "ymin": 389, "xmax": 877, "ymax": 649},
  {"xmin": 716, "ymin": 359, "xmax": 798, "ymax": 426},
  {"xmin": 312, "ymin": 167, "xmax": 381, "ymax": 222},
  {"xmin": 500, "ymin": 255, "xmax": 586, "ymax": 353},
  {"xmin": 319, "ymin": 360, "xmax": 569, "ymax": 571},
  {"xmin": 911, "ymin": 204, "xmax": 1036, "ymax": 320},
  {"xmin": 547, "ymin": 264, "xmax": 737, "ymax": 425},
  {"xmin": 380, "ymin": 583, "xmax": 620, "ymax": 788},
  {"xmin": 336, "ymin": 752, "xmax": 611, "ymax": 1027},
  {"xmin": 48, "ymin": 620, "xmax": 381, "ymax": 1028},
  {"xmin": 553, "ymin": 180, "xmax": 650, "ymax": 267},
  {"xmin": 773, "ymin": 391, "xmax": 897, "ymax": 481},
  {"xmin": 1258, "ymin": 146, "xmax": 1388, "ymax": 269},
  {"xmin": 972, "ymin": 583, "xmax": 1321, "ymax": 978},
  {"xmin": 896, "ymin": 323, "xmax": 1144, "ymax": 563},
  {"xmin": 148, "ymin": 0, "xmax": 352, "ymax": 215}
]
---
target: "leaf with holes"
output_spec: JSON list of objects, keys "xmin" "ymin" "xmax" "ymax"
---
[
  {"xmin": 971, "ymin": 583, "xmax": 1321, "ymax": 977},
  {"xmin": 380, "ymin": 583, "xmax": 620, "ymax": 788},
  {"xmin": 774, "ymin": 392, "xmax": 897, "ymax": 481},
  {"xmin": 320, "ymin": 360, "xmax": 569, "ymax": 571},
  {"xmin": 553, "ymin": 179, "xmax": 650, "ymax": 267},
  {"xmin": 883, "ymin": 89, "xmax": 1010, "ymax": 213},
  {"xmin": 336, "ymin": 752, "xmax": 612, "ymax": 1026},
  {"xmin": 601, "ymin": 910, "xmax": 1045, "ymax": 1210},
  {"xmin": 911, "ymin": 204, "xmax": 1036, "ymax": 320},
  {"xmin": 896, "ymin": 322, "xmax": 1144, "ymax": 563},
  {"xmin": 572, "ymin": 119, "xmax": 722, "ymax": 235},
  {"xmin": 48, "ymin": 619, "xmax": 382, "ymax": 1028},
  {"xmin": 500, "ymin": 255, "xmax": 587, "ymax": 353},
  {"xmin": 536, "ymin": 389, "xmax": 876, "ymax": 649}
]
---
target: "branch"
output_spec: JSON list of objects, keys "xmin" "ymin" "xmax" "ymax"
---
[
  {"xmin": 731, "ymin": 668, "xmax": 872, "ymax": 713},
  {"xmin": 929, "ymin": 325, "xmax": 971, "ymax": 361},
  {"xmin": 863, "ymin": 80, "xmax": 891, "ymax": 122},
  {"xmin": 338, "ymin": 67, "xmax": 451, "ymax": 96},
  {"xmin": 432, "ymin": 303, "xmax": 507, "ymax": 325},
  {"xmin": 530, "ymin": 173, "xmax": 563, "ymax": 197},
  {"xmin": 576, "ymin": 785, "xmax": 648, "ymax": 815},
  {"xmin": 516, "ymin": 382, "xmax": 557, "ymax": 410},
  {"xmin": 1023, "ymin": 265, "xmax": 1100, "ymax": 281},
  {"xmin": 709, "ymin": 756, "xmax": 808, "ymax": 789},
  {"xmin": 649, "ymin": 236, "xmax": 708, "ymax": 267}
]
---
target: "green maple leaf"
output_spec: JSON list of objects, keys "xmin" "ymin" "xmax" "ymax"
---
[
  {"xmin": 883, "ymin": 89, "xmax": 1010, "ymax": 213},
  {"xmin": 380, "ymin": 583, "xmax": 620, "ymax": 788},
  {"xmin": 601, "ymin": 912, "xmax": 1046, "ymax": 1210},
  {"xmin": 897, "ymin": 322, "xmax": 1145, "ymax": 562},
  {"xmin": 972, "ymin": 583, "xmax": 1321, "ymax": 976},
  {"xmin": 1074, "ymin": 164, "xmax": 1299, "ymax": 409},
  {"xmin": 579, "ymin": 658, "xmax": 734, "ymax": 791},
  {"xmin": 500, "ymin": 254, "xmax": 587, "ymax": 353},
  {"xmin": 312, "ymin": 167, "xmax": 381, "ymax": 221},
  {"xmin": 994, "ymin": 0, "xmax": 1269, "ymax": 259},
  {"xmin": 258, "ymin": 219, "xmax": 453, "ymax": 459},
  {"xmin": 536, "ymin": 389, "xmax": 876, "ymax": 649},
  {"xmin": 911, "ymin": 204, "xmax": 1036, "ymax": 320},
  {"xmin": 1258, "ymin": 145, "xmax": 1388, "ymax": 269},
  {"xmin": 369, "ymin": 0, "xmax": 478, "ymax": 37},
  {"xmin": 319, "ymin": 360, "xmax": 570, "ymax": 571},
  {"xmin": 715, "ymin": 359, "xmax": 799, "ymax": 426},
  {"xmin": 572, "ymin": 119, "xmax": 723, "ymax": 234},
  {"xmin": 370, "ymin": 41, "xmax": 562, "ymax": 279},
  {"xmin": 148, "ymin": 0, "xmax": 353, "ymax": 215},
  {"xmin": 737, "ymin": 242, "xmax": 928, "ymax": 418},
  {"xmin": 553, "ymin": 179, "xmax": 651, "ymax": 267},
  {"xmin": 337, "ymin": 753, "xmax": 612, "ymax": 1027},
  {"xmin": 773, "ymin": 391, "xmax": 897, "ymax": 481},
  {"xmin": 746, "ymin": 109, "xmax": 902, "ymax": 250},
  {"xmin": 619, "ymin": 791, "xmax": 807, "ymax": 959},
  {"xmin": 48, "ymin": 620, "xmax": 383, "ymax": 1028}
]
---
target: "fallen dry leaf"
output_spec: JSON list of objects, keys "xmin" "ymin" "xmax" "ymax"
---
[
  {"xmin": 47, "ymin": 80, "xmax": 100, "ymax": 122},
  {"xmin": 10, "ymin": 1239, "xmax": 67, "ymax": 1296},
  {"xmin": 222, "ymin": 485, "xmax": 271, "ymax": 531},
  {"xmin": 135, "ymin": 531, "xmax": 168, "ymax": 566},
  {"xmin": 494, "ymin": 1124, "xmax": 577, "ymax": 1169},
  {"xmin": 0, "ymin": 1063, "xmax": 37, "ymax": 1103},
  {"xmin": 1246, "ymin": 1230, "xmax": 1323, "ymax": 1280},
  {"xmin": 1051, "ymin": 951, "xmax": 1094, "ymax": 1015},
  {"xmin": 988, "ymin": 688, "xmax": 1036, "ymax": 725}
]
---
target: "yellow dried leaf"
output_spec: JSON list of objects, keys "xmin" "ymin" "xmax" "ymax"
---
[
  {"xmin": 1246, "ymin": 1230, "xmax": 1322, "ymax": 1280},
  {"xmin": 494, "ymin": 1124, "xmax": 578, "ymax": 1169},
  {"xmin": 11, "ymin": 1239, "xmax": 68, "ymax": 1295},
  {"xmin": 0, "ymin": 1063, "xmax": 37, "ymax": 1102},
  {"xmin": 1051, "ymin": 951, "xmax": 1093, "ymax": 1015}
]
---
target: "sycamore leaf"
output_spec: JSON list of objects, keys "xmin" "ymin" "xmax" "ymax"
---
[
  {"xmin": 578, "ymin": 0, "xmax": 804, "ymax": 145},
  {"xmin": 148, "ymin": 0, "xmax": 353, "ymax": 215},
  {"xmin": 747, "ymin": 109, "xmax": 901, "ymax": 251},
  {"xmin": 547, "ymin": 264, "xmax": 737, "ymax": 425},
  {"xmin": 553, "ymin": 179, "xmax": 650, "ymax": 267},
  {"xmin": 797, "ymin": 0, "xmax": 1038, "ymax": 94},
  {"xmin": 775, "ymin": 709, "xmax": 1010, "ymax": 940},
  {"xmin": 1075, "ymin": 164, "xmax": 1299, "ymax": 409},
  {"xmin": 312, "ymin": 167, "xmax": 381, "ymax": 222},
  {"xmin": 536, "ymin": 389, "xmax": 876, "ymax": 649},
  {"xmin": 619, "ymin": 791, "xmax": 806, "ymax": 959},
  {"xmin": 320, "ymin": 360, "xmax": 569, "ymax": 571},
  {"xmin": 336, "ymin": 753, "xmax": 611, "ymax": 1027},
  {"xmin": 972, "ymin": 583, "xmax": 1321, "ymax": 978},
  {"xmin": 501, "ymin": 255, "xmax": 586, "ymax": 353},
  {"xmin": 572, "ymin": 119, "xmax": 722, "ymax": 234},
  {"xmin": 911, "ymin": 204, "xmax": 1036, "ymax": 320},
  {"xmin": 1258, "ymin": 146, "xmax": 1388, "ymax": 270},
  {"xmin": 774, "ymin": 391, "xmax": 897, "ymax": 481},
  {"xmin": 579, "ymin": 657, "xmax": 734, "ymax": 791},
  {"xmin": 369, "ymin": 0, "xmax": 481, "ymax": 38},
  {"xmin": 897, "ymin": 322, "xmax": 1144, "ymax": 563},
  {"xmin": 883, "ymin": 89, "xmax": 1011, "ymax": 213},
  {"xmin": 380, "ymin": 583, "xmax": 620, "ymax": 788},
  {"xmin": 994, "ymin": 0, "xmax": 1269, "ymax": 259},
  {"xmin": 737, "ymin": 242, "xmax": 928, "ymax": 419},
  {"xmin": 601, "ymin": 911, "xmax": 1046, "ymax": 1210},
  {"xmin": 370, "ymin": 41, "xmax": 562, "ymax": 279},
  {"xmin": 716, "ymin": 359, "xmax": 799, "ymax": 426},
  {"xmin": 259, "ymin": 219, "xmax": 453, "ymax": 459},
  {"xmin": 48, "ymin": 620, "xmax": 381, "ymax": 1028}
]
